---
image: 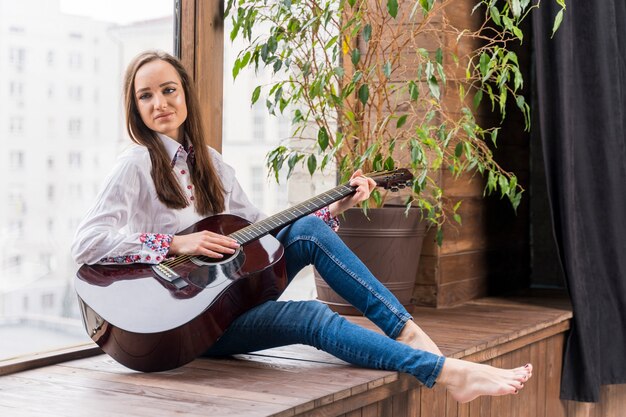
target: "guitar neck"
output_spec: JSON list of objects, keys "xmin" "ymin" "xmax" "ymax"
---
[{"xmin": 229, "ymin": 183, "xmax": 355, "ymax": 245}]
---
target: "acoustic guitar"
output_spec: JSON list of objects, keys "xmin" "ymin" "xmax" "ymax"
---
[{"xmin": 75, "ymin": 169, "xmax": 414, "ymax": 372}]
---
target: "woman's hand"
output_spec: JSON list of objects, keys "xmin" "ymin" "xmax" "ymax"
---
[
  {"xmin": 329, "ymin": 169, "xmax": 377, "ymax": 217},
  {"xmin": 169, "ymin": 231, "xmax": 240, "ymax": 258}
]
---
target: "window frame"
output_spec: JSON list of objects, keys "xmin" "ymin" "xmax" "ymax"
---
[{"xmin": 0, "ymin": 0, "xmax": 224, "ymax": 375}]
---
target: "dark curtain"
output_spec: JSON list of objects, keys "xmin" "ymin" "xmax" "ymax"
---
[{"xmin": 532, "ymin": 1, "xmax": 626, "ymax": 402}]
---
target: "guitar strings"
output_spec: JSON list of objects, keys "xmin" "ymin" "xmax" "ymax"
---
[{"xmin": 157, "ymin": 171, "xmax": 408, "ymax": 270}]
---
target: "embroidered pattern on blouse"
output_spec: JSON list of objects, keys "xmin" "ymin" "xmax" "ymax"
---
[
  {"xmin": 99, "ymin": 233, "xmax": 173, "ymax": 264},
  {"xmin": 314, "ymin": 206, "xmax": 340, "ymax": 231},
  {"xmin": 171, "ymin": 144, "xmax": 195, "ymax": 168}
]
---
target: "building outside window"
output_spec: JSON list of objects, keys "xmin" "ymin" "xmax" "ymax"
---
[{"xmin": 0, "ymin": 0, "xmax": 175, "ymax": 362}]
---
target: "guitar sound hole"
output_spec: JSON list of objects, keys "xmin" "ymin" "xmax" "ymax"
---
[{"xmin": 186, "ymin": 248, "xmax": 246, "ymax": 289}]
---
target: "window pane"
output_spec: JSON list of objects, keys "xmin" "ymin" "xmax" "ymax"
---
[
  {"xmin": 0, "ymin": 0, "xmax": 174, "ymax": 361},
  {"xmin": 222, "ymin": 18, "xmax": 335, "ymax": 301}
]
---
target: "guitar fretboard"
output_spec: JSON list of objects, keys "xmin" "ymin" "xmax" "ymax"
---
[{"xmin": 229, "ymin": 184, "xmax": 355, "ymax": 245}]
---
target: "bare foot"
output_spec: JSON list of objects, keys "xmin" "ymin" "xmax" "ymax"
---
[
  {"xmin": 436, "ymin": 358, "xmax": 533, "ymax": 403},
  {"xmin": 396, "ymin": 320, "xmax": 443, "ymax": 355}
]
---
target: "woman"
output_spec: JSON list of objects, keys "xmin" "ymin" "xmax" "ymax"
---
[{"xmin": 71, "ymin": 50, "xmax": 532, "ymax": 404}]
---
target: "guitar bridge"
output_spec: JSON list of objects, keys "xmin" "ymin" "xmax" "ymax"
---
[{"xmin": 152, "ymin": 263, "xmax": 188, "ymax": 289}]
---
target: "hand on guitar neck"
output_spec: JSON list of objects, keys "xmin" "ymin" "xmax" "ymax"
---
[{"xmin": 328, "ymin": 169, "xmax": 377, "ymax": 218}]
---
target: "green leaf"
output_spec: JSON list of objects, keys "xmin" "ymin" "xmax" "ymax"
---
[
  {"xmin": 358, "ymin": 84, "xmax": 369, "ymax": 105},
  {"xmin": 372, "ymin": 189, "xmax": 383, "ymax": 207},
  {"xmin": 387, "ymin": 0, "xmax": 398, "ymax": 18},
  {"xmin": 373, "ymin": 153, "xmax": 384, "ymax": 171},
  {"xmin": 454, "ymin": 142, "xmax": 463, "ymax": 158},
  {"xmin": 384, "ymin": 156, "xmax": 395, "ymax": 171},
  {"xmin": 511, "ymin": 0, "xmax": 522, "ymax": 18},
  {"xmin": 490, "ymin": 128, "xmax": 499, "ymax": 146},
  {"xmin": 396, "ymin": 114, "xmax": 408, "ymax": 129},
  {"xmin": 232, "ymin": 59, "xmax": 242, "ymax": 79},
  {"xmin": 435, "ymin": 48, "xmax": 443, "ymax": 65},
  {"xmin": 287, "ymin": 153, "xmax": 303, "ymax": 178},
  {"xmin": 498, "ymin": 175, "xmax": 510, "ymax": 198},
  {"xmin": 383, "ymin": 61, "xmax": 392, "ymax": 78},
  {"xmin": 436, "ymin": 228, "xmax": 443, "ymax": 246},
  {"xmin": 473, "ymin": 89, "xmax": 483, "ymax": 109},
  {"xmin": 479, "ymin": 52, "xmax": 490, "ymax": 79},
  {"xmin": 251, "ymin": 85, "xmax": 261, "ymax": 105},
  {"xmin": 363, "ymin": 24, "xmax": 372, "ymax": 43},
  {"xmin": 307, "ymin": 154, "xmax": 317, "ymax": 175},
  {"xmin": 551, "ymin": 10, "xmax": 564, "ymax": 38},
  {"xmin": 453, "ymin": 214, "xmax": 462, "ymax": 225},
  {"xmin": 273, "ymin": 59, "xmax": 283, "ymax": 73},
  {"xmin": 408, "ymin": 81, "xmax": 420, "ymax": 101},
  {"xmin": 515, "ymin": 95, "xmax": 526, "ymax": 111},
  {"xmin": 419, "ymin": 0, "xmax": 433, "ymax": 14},
  {"xmin": 489, "ymin": 6, "xmax": 501, "ymax": 26},
  {"xmin": 427, "ymin": 76, "xmax": 440, "ymax": 100},
  {"xmin": 351, "ymin": 48, "xmax": 361, "ymax": 66},
  {"xmin": 318, "ymin": 127, "xmax": 329, "ymax": 151}
]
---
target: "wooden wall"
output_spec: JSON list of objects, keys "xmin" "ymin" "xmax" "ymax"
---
[{"xmin": 409, "ymin": 0, "xmax": 531, "ymax": 307}]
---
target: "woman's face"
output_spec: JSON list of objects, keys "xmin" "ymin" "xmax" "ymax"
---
[{"xmin": 134, "ymin": 59, "xmax": 188, "ymax": 142}]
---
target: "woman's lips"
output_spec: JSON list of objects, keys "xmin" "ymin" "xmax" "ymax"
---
[{"xmin": 155, "ymin": 112, "xmax": 174, "ymax": 120}]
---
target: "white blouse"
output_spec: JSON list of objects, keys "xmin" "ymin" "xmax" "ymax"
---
[
  {"xmin": 71, "ymin": 133, "xmax": 268, "ymax": 265},
  {"xmin": 71, "ymin": 134, "xmax": 336, "ymax": 266}
]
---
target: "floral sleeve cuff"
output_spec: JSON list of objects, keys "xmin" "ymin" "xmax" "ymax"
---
[
  {"xmin": 314, "ymin": 206, "xmax": 340, "ymax": 232},
  {"xmin": 99, "ymin": 233, "xmax": 173, "ymax": 264}
]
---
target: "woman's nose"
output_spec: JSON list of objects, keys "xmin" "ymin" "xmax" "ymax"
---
[{"xmin": 153, "ymin": 94, "xmax": 167, "ymax": 109}]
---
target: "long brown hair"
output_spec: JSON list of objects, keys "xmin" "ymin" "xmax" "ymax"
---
[{"xmin": 123, "ymin": 50, "xmax": 225, "ymax": 215}]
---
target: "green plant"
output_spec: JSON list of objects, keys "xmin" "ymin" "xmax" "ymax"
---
[{"xmin": 225, "ymin": 0, "xmax": 565, "ymax": 240}]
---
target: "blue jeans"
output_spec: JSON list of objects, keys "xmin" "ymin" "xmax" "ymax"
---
[{"xmin": 204, "ymin": 216, "xmax": 444, "ymax": 387}]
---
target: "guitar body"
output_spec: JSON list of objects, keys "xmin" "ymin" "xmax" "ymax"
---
[{"xmin": 75, "ymin": 214, "xmax": 287, "ymax": 372}]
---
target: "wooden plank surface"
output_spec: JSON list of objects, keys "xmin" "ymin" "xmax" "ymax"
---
[{"xmin": 0, "ymin": 297, "xmax": 574, "ymax": 417}]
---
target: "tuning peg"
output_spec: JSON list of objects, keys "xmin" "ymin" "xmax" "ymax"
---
[
  {"xmin": 397, "ymin": 184, "xmax": 406, "ymax": 189},
  {"xmin": 390, "ymin": 186, "xmax": 399, "ymax": 192}
]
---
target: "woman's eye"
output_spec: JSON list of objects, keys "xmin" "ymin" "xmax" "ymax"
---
[
  {"xmin": 163, "ymin": 87, "xmax": 175, "ymax": 94},
  {"xmin": 138, "ymin": 93, "xmax": 151, "ymax": 100}
]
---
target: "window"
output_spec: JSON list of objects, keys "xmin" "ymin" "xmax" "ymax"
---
[
  {"xmin": 221, "ymin": 12, "xmax": 322, "ymax": 301},
  {"xmin": 9, "ymin": 47, "xmax": 25, "ymax": 72},
  {"xmin": 0, "ymin": 0, "xmax": 175, "ymax": 363},
  {"xmin": 9, "ymin": 81, "xmax": 24, "ymax": 99},
  {"xmin": 41, "ymin": 293, "xmax": 55, "ymax": 310},
  {"xmin": 68, "ymin": 152, "xmax": 82, "ymax": 168},
  {"xmin": 252, "ymin": 103, "xmax": 266, "ymax": 142},
  {"xmin": 68, "ymin": 118, "xmax": 82, "ymax": 136},
  {"xmin": 47, "ymin": 184, "xmax": 55, "ymax": 201},
  {"xmin": 8, "ymin": 220, "xmax": 24, "ymax": 238},
  {"xmin": 9, "ymin": 151, "xmax": 24, "ymax": 169},
  {"xmin": 250, "ymin": 166, "xmax": 265, "ymax": 208},
  {"xmin": 68, "ymin": 85, "xmax": 83, "ymax": 101},
  {"xmin": 68, "ymin": 51, "xmax": 82, "ymax": 69},
  {"xmin": 9, "ymin": 117, "xmax": 24, "ymax": 135}
]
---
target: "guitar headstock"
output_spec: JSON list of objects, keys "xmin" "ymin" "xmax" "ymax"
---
[{"xmin": 368, "ymin": 169, "xmax": 414, "ymax": 192}]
